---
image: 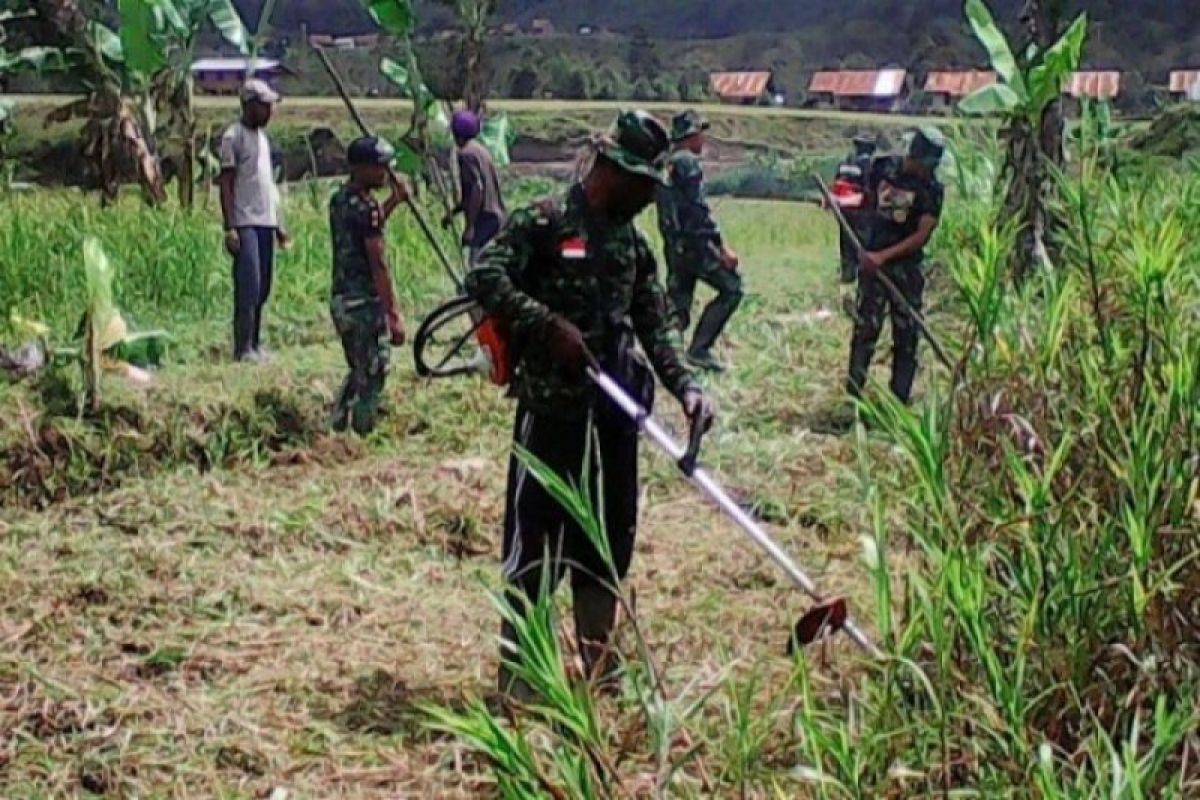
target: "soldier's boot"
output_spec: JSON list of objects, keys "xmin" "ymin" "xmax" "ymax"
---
[
  {"xmin": 573, "ymin": 584, "xmax": 620, "ymax": 695},
  {"xmin": 330, "ymin": 377, "xmax": 354, "ymax": 432},
  {"xmin": 350, "ymin": 397, "xmax": 379, "ymax": 436},
  {"xmin": 890, "ymin": 333, "xmax": 920, "ymax": 404},
  {"xmin": 847, "ymin": 338, "xmax": 875, "ymax": 399},
  {"xmin": 350, "ymin": 361, "xmax": 388, "ymax": 435},
  {"xmin": 497, "ymin": 619, "xmax": 538, "ymax": 705},
  {"xmin": 687, "ymin": 285, "xmax": 744, "ymax": 372},
  {"xmin": 847, "ymin": 297, "xmax": 884, "ymax": 398}
]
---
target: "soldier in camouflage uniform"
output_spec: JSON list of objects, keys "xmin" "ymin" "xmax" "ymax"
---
[
  {"xmin": 656, "ymin": 110, "xmax": 742, "ymax": 372},
  {"xmin": 848, "ymin": 128, "xmax": 945, "ymax": 404},
  {"xmin": 466, "ymin": 110, "xmax": 714, "ymax": 699},
  {"xmin": 329, "ymin": 137, "xmax": 409, "ymax": 435}
]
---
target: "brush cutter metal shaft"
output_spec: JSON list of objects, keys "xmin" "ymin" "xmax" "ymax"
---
[{"xmin": 588, "ymin": 368, "xmax": 884, "ymax": 659}]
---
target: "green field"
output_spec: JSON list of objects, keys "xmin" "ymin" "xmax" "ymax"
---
[
  {"xmin": 4, "ymin": 93, "xmax": 948, "ymax": 127},
  {"xmin": 1, "ymin": 149, "xmax": 1197, "ymax": 797},
  {"xmin": 1, "ymin": 93, "xmax": 956, "ymax": 191}
]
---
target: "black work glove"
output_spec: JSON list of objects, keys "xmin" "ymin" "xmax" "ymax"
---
[
  {"xmin": 544, "ymin": 314, "xmax": 593, "ymax": 378},
  {"xmin": 682, "ymin": 388, "xmax": 715, "ymax": 433}
]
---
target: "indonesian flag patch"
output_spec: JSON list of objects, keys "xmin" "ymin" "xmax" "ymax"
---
[{"xmin": 560, "ymin": 237, "xmax": 587, "ymax": 260}]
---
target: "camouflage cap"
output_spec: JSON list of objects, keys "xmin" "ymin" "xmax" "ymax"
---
[
  {"xmin": 595, "ymin": 110, "xmax": 671, "ymax": 184},
  {"xmin": 347, "ymin": 135, "xmax": 396, "ymax": 166},
  {"xmin": 908, "ymin": 126, "xmax": 945, "ymax": 167},
  {"xmin": 670, "ymin": 109, "xmax": 710, "ymax": 142}
]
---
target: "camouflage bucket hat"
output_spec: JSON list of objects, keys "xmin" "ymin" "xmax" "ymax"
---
[
  {"xmin": 596, "ymin": 110, "xmax": 671, "ymax": 184},
  {"xmin": 908, "ymin": 126, "xmax": 945, "ymax": 168},
  {"xmin": 670, "ymin": 109, "xmax": 710, "ymax": 142}
]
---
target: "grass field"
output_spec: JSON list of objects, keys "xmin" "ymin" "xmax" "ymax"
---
[
  {"xmin": 0, "ymin": 189, "xmax": 899, "ymax": 796},
  {"xmin": 1, "ymin": 93, "xmax": 955, "ymax": 190},
  {"xmin": 2, "ymin": 93, "xmax": 949, "ymax": 127},
  {"xmin": 1, "ymin": 146, "xmax": 1196, "ymax": 797}
]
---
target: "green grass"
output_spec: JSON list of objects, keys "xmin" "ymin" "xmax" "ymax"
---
[
  {"xmin": 1, "ymin": 148, "xmax": 1197, "ymax": 798},
  {"xmin": 0, "ymin": 183, "xmax": 879, "ymax": 796}
]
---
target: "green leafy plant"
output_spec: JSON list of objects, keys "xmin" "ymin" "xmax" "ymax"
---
[
  {"xmin": 33, "ymin": 0, "xmax": 247, "ymax": 206},
  {"xmin": 80, "ymin": 237, "xmax": 170, "ymax": 410},
  {"xmin": 436, "ymin": 0, "xmax": 497, "ymax": 111},
  {"xmin": 958, "ymin": 0, "xmax": 1088, "ymax": 281}
]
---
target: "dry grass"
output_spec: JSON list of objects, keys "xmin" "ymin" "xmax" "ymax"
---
[{"xmin": 0, "ymin": 201, "xmax": 920, "ymax": 797}]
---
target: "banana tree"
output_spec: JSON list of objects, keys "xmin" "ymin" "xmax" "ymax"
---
[
  {"xmin": 34, "ymin": 0, "xmax": 166, "ymax": 204},
  {"xmin": 437, "ymin": 0, "xmax": 496, "ymax": 112},
  {"xmin": 80, "ymin": 236, "xmax": 170, "ymax": 410},
  {"xmin": 2, "ymin": 7, "xmax": 66, "ymax": 183},
  {"xmin": 958, "ymin": 0, "xmax": 1087, "ymax": 282},
  {"xmin": 140, "ymin": 0, "xmax": 250, "ymax": 209},
  {"xmin": 363, "ymin": 0, "xmax": 460, "ymax": 216}
]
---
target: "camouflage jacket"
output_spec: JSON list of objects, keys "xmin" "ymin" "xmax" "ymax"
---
[
  {"xmin": 329, "ymin": 182, "xmax": 384, "ymax": 301},
  {"xmin": 656, "ymin": 149, "xmax": 722, "ymax": 249},
  {"xmin": 466, "ymin": 184, "xmax": 697, "ymax": 418}
]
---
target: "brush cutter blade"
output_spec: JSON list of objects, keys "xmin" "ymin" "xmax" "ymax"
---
[{"xmin": 787, "ymin": 597, "xmax": 849, "ymax": 655}]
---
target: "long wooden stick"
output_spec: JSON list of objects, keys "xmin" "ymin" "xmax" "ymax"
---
[
  {"xmin": 313, "ymin": 46, "xmax": 464, "ymax": 292},
  {"xmin": 814, "ymin": 174, "xmax": 954, "ymax": 371}
]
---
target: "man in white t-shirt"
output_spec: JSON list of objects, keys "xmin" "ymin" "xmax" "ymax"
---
[{"xmin": 219, "ymin": 79, "xmax": 291, "ymax": 362}]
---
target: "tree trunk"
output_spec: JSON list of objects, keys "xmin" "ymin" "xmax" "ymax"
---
[
  {"xmin": 462, "ymin": 31, "xmax": 485, "ymax": 112},
  {"xmin": 179, "ymin": 133, "xmax": 195, "ymax": 209}
]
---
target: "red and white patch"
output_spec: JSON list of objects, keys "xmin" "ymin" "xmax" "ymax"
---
[{"xmin": 560, "ymin": 237, "xmax": 587, "ymax": 260}]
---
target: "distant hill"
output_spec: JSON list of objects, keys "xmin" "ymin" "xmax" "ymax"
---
[{"xmin": 242, "ymin": 1, "xmax": 1199, "ymax": 80}]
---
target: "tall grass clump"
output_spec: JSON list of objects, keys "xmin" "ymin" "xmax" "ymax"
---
[
  {"xmin": 426, "ymin": 146, "xmax": 1198, "ymax": 797},
  {"xmin": 847, "ymin": 149, "xmax": 1198, "ymax": 793}
]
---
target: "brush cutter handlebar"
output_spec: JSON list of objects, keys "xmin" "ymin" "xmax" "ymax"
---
[{"xmin": 411, "ymin": 295, "xmax": 884, "ymax": 659}]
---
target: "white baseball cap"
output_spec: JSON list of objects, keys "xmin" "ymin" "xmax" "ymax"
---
[{"xmin": 240, "ymin": 78, "xmax": 280, "ymax": 105}]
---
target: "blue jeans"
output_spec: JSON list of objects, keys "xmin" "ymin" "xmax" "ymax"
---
[{"xmin": 232, "ymin": 226, "xmax": 275, "ymax": 359}]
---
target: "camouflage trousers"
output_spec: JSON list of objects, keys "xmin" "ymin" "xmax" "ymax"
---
[
  {"xmin": 838, "ymin": 209, "xmax": 868, "ymax": 284},
  {"xmin": 330, "ymin": 295, "xmax": 390, "ymax": 435},
  {"xmin": 664, "ymin": 240, "xmax": 744, "ymax": 355},
  {"xmin": 847, "ymin": 261, "xmax": 924, "ymax": 403}
]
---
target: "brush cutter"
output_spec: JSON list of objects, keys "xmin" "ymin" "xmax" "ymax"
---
[
  {"xmin": 814, "ymin": 173, "xmax": 954, "ymax": 372},
  {"xmin": 314, "ymin": 46, "xmax": 465, "ymax": 293},
  {"xmin": 413, "ymin": 296, "xmax": 884, "ymax": 659}
]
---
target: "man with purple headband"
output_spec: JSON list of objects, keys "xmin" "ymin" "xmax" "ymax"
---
[{"xmin": 446, "ymin": 110, "xmax": 507, "ymax": 263}]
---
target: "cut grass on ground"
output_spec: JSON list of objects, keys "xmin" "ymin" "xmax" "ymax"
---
[{"xmin": 0, "ymin": 200, "xmax": 929, "ymax": 797}]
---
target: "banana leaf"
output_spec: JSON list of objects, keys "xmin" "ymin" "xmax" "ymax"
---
[
  {"xmin": 10, "ymin": 312, "xmax": 50, "ymax": 341},
  {"xmin": 959, "ymin": 83, "xmax": 1022, "ymax": 117},
  {"xmin": 84, "ymin": 238, "xmax": 123, "ymax": 351},
  {"xmin": 380, "ymin": 57, "xmax": 436, "ymax": 113},
  {"xmin": 0, "ymin": 46, "xmax": 65, "ymax": 73},
  {"xmin": 964, "ymin": 0, "xmax": 1026, "ymax": 101},
  {"xmin": 81, "ymin": 239, "xmax": 171, "ymax": 367},
  {"xmin": 109, "ymin": 330, "xmax": 172, "ymax": 367},
  {"xmin": 119, "ymin": 0, "xmax": 167, "ymax": 76},
  {"xmin": 1028, "ymin": 13, "xmax": 1088, "ymax": 114},
  {"xmin": 158, "ymin": 0, "xmax": 189, "ymax": 37},
  {"xmin": 207, "ymin": 0, "xmax": 250, "ymax": 53},
  {"xmin": 479, "ymin": 113, "xmax": 513, "ymax": 168},
  {"xmin": 363, "ymin": 0, "xmax": 415, "ymax": 38},
  {"xmin": 88, "ymin": 21, "xmax": 125, "ymax": 64},
  {"xmin": 0, "ymin": 9, "xmax": 37, "ymax": 23},
  {"xmin": 391, "ymin": 140, "xmax": 423, "ymax": 176}
]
